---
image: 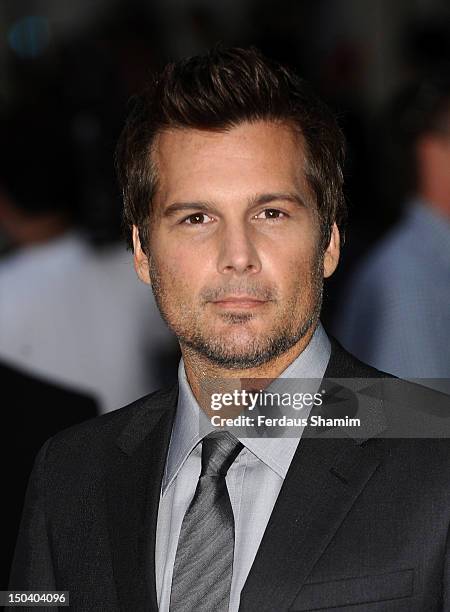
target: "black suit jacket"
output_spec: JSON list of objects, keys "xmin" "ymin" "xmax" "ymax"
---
[
  {"xmin": 0, "ymin": 362, "xmax": 98, "ymax": 590},
  {"xmin": 9, "ymin": 341, "xmax": 450, "ymax": 611}
]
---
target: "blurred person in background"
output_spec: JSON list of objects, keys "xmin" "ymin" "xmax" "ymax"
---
[
  {"xmin": 333, "ymin": 73, "xmax": 450, "ymax": 383},
  {"xmin": 0, "ymin": 62, "xmax": 178, "ymax": 413}
]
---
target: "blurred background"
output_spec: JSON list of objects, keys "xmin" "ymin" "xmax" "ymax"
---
[{"xmin": 1, "ymin": 0, "xmax": 449, "ymax": 588}]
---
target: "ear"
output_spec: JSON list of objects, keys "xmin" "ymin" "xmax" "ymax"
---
[
  {"xmin": 323, "ymin": 222, "xmax": 340, "ymax": 279},
  {"xmin": 132, "ymin": 225, "xmax": 151, "ymax": 285}
]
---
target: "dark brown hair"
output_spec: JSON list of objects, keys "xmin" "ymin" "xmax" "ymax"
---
[{"xmin": 116, "ymin": 46, "xmax": 346, "ymax": 253}]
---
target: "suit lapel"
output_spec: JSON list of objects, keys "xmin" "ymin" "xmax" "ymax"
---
[
  {"xmin": 239, "ymin": 435, "xmax": 387, "ymax": 611},
  {"xmin": 106, "ymin": 385, "xmax": 178, "ymax": 612},
  {"xmin": 239, "ymin": 339, "xmax": 388, "ymax": 611}
]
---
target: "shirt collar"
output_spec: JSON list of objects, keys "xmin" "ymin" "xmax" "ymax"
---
[{"xmin": 162, "ymin": 322, "xmax": 331, "ymax": 492}]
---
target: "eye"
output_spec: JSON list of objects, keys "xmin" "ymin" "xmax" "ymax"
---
[
  {"xmin": 182, "ymin": 212, "xmax": 214, "ymax": 225},
  {"xmin": 254, "ymin": 208, "xmax": 287, "ymax": 220}
]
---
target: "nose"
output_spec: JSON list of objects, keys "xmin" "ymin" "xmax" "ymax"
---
[{"xmin": 216, "ymin": 222, "xmax": 262, "ymax": 275}]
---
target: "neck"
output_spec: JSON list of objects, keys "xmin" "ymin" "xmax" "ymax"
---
[
  {"xmin": 181, "ymin": 324, "xmax": 317, "ymax": 410},
  {"xmin": 418, "ymin": 187, "xmax": 450, "ymax": 222}
]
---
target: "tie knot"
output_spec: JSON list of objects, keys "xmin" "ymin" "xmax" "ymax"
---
[{"xmin": 200, "ymin": 431, "xmax": 243, "ymax": 477}]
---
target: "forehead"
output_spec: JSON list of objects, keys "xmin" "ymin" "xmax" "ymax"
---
[{"xmin": 151, "ymin": 121, "xmax": 312, "ymax": 207}]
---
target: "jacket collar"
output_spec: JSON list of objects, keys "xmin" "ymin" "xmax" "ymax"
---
[{"xmin": 107, "ymin": 385, "xmax": 178, "ymax": 611}]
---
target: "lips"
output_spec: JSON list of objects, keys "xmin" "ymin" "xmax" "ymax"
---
[{"xmin": 211, "ymin": 296, "xmax": 267, "ymax": 309}]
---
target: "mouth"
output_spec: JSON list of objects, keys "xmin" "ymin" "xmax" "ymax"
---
[{"xmin": 211, "ymin": 296, "xmax": 268, "ymax": 310}]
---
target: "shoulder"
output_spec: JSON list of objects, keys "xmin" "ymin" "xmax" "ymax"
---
[
  {"xmin": 38, "ymin": 384, "xmax": 178, "ymax": 466},
  {"xmin": 327, "ymin": 337, "xmax": 450, "ymax": 463},
  {"xmin": 326, "ymin": 336, "xmax": 395, "ymax": 379}
]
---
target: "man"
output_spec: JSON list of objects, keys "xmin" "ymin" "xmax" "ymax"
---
[
  {"xmin": 334, "ymin": 74, "xmax": 450, "ymax": 384},
  {"xmin": 10, "ymin": 47, "xmax": 450, "ymax": 611}
]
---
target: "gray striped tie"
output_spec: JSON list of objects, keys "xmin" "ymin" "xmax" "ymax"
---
[{"xmin": 169, "ymin": 431, "xmax": 244, "ymax": 612}]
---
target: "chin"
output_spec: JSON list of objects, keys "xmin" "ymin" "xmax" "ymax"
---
[{"xmin": 212, "ymin": 324, "xmax": 267, "ymax": 346}]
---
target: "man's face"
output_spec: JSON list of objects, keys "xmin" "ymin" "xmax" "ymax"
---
[{"xmin": 133, "ymin": 121, "xmax": 339, "ymax": 368}]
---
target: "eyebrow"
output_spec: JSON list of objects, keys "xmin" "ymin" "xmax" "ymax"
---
[
  {"xmin": 162, "ymin": 192, "xmax": 307, "ymax": 217},
  {"xmin": 250, "ymin": 192, "xmax": 307, "ymax": 208},
  {"xmin": 163, "ymin": 202, "xmax": 215, "ymax": 217}
]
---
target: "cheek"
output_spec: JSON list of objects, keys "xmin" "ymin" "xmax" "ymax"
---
[
  {"xmin": 151, "ymin": 242, "xmax": 207, "ymax": 294},
  {"xmin": 264, "ymin": 240, "xmax": 318, "ymax": 284},
  {"xmin": 282, "ymin": 252, "xmax": 323, "ymax": 308}
]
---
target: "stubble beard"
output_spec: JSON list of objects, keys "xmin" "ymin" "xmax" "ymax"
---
[{"xmin": 149, "ymin": 254, "xmax": 324, "ymax": 370}]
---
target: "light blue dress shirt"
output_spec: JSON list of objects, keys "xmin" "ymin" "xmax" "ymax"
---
[
  {"xmin": 155, "ymin": 322, "xmax": 331, "ymax": 611},
  {"xmin": 334, "ymin": 200, "xmax": 450, "ymax": 382}
]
